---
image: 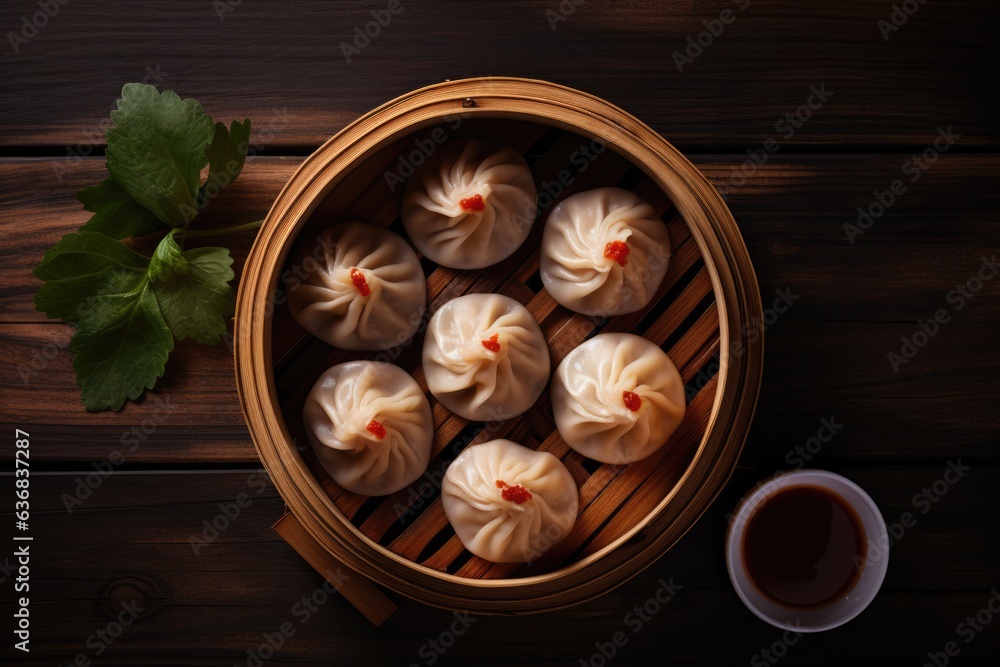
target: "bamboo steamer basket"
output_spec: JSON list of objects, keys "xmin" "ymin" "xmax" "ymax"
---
[{"xmin": 235, "ymin": 77, "xmax": 763, "ymax": 623}]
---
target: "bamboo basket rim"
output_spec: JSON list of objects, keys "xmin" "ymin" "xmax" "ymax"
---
[{"xmin": 235, "ymin": 77, "xmax": 764, "ymax": 612}]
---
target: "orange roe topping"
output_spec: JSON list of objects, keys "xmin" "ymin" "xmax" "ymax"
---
[
  {"xmin": 496, "ymin": 479, "xmax": 532, "ymax": 504},
  {"xmin": 366, "ymin": 419, "xmax": 386, "ymax": 440},
  {"xmin": 604, "ymin": 240, "xmax": 630, "ymax": 267},
  {"xmin": 623, "ymin": 390, "xmax": 642, "ymax": 412},
  {"xmin": 350, "ymin": 267, "xmax": 371, "ymax": 296},
  {"xmin": 481, "ymin": 333, "xmax": 501, "ymax": 353},
  {"xmin": 459, "ymin": 194, "xmax": 486, "ymax": 212}
]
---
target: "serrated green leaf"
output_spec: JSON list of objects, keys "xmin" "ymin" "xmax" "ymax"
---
[
  {"xmin": 70, "ymin": 278, "xmax": 173, "ymax": 411},
  {"xmin": 33, "ymin": 84, "xmax": 256, "ymax": 412},
  {"xmin": 77, "ymin": 178, "xmax": 165, "ymax": 239},
  {"xmin": 151, "ymin": 235, "xmax": 234, "ymax": 344},
  {"xmin": 105, "ymin": 83, "xmax": 215, "ymax": 228},
  {"xmin": 203, "ymin": 120, "xmax": 251, "ymax": 200},
  {"xmin": 33, "ymin": 232, "xmax": 173, "ymax": 412}
]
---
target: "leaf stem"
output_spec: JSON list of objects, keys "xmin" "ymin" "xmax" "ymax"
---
[{"xmin": 174, "ymin": 219, "xmax": 264, "ymax": 239}]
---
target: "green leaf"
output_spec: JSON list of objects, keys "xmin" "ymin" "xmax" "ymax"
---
[
  {"xmin": 148, "ymin": 231, "xmax": 188, "ymax": 282},
  {"xmin": 33, "ymin": 84, "xmax": 256, "ymax": 411},
  {"xmin": 34, "ymin": 230, "xmax": 150, "ymax": 282},
  {"xmin": 33, "ymin": 232, "xmax": 173, "ymax": 411},
  {"xmin": 77, "ymin": 178, "xmax": 166, "ymax": 239},
  {"xmin": 69, "ymin": 275, "xmax": 173, "ymax": 412},
  {"xmin": 105, "ymin": 83, "xmax": 215, "ymax": 228},
  {"xmin": 151, "ymin": 233, "xmax": 235, "ymax": 344},
  {"xmin": 203, "ymin": 119, "xmax": 251, "ymax": 200}
]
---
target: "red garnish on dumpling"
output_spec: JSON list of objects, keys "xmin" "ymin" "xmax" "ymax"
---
[
  {"xmin": 366, "ymin": 419, "xmax": 386, "ymax": 440},
  {"xmin": 459, "ymin": 194, "xmax": 486, "ymax": 212},
  {"xmin": 623, "ymin": 390, "xmax": 642, "ymax": 412},
  {"xmin": 481, "ymin": 333, "xmax": 501, "ymax": 353},
  {"xmin": 496, "ymin": 479, "xmax": 532, "ymax": 504},
  {"xmin": 350, "ymin": 267, "xmax": 371, "ymax": 296},
  {"xmin": 604, "ymin": 240, "xmax": 630, "ymax": 267}
]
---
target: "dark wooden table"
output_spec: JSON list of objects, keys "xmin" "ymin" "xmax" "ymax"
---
[{"xmin": 2, "ymin": 1, "xmax": 998, "ymax": 665}]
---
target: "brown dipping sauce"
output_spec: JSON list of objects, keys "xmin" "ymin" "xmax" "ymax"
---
[{"xmin": 742, "ymin": 485, "xmax": 867, "ymax": 609}]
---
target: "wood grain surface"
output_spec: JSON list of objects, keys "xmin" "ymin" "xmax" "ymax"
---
[
  {"xmin": 0, "ymin": 0, "xmax": 997, "ymax": 664},
  {"xmin": 0, "ymin": 1, "xmax": 996, "ymax": 150}
]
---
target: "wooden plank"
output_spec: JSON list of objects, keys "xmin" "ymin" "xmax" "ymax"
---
[
  {"xmin": 3, "ymin": 318, "xmax": 997, "ymax": 463},
  {"xmin": 694, "ymin": 154, "xmax": 1000, "ymax": 323},
  {"xmin": 2, "ymin": 468, "xmax": 996, "ymax": 664},
  {"xmin": 4, "ymin": 154, "xmax": 997, "ymax": 325},
  {"xmin": 0, "ymin": 157, "xmax": 296, "ymax": 323},
  {"xmin": 0, "ymin": 322, "xmax": 251, "ymax": 461},
  {"xmin": 0, "ymin": 1, "xmax": 995, "ymax": 149},
  {"xmin": 2, "ymin": 146, "xmax": 997, "ymax": 464}
]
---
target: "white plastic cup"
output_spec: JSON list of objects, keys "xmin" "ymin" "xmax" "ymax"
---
[{"xmin": 725, "ymin": 469, "xmax": 889, "ymax": 632}]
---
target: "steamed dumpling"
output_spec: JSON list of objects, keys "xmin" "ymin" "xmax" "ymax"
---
[
  {"xmin": 287, "ymin": 222, "xmax": 426, "ymax": 350},
  {"xmin": 303, "ymin": 361, "xmax": 433, "ymax": 496},
  {"xmin": 402, "ymin": 139, "xmax": 537, "ymax": 269},
  {"xmin": 540, "ymin": 187, "xmax": 670, "ymax": 316},
  {"xmin": 442, "ymin": 439, "xmax": 578, "ymax": 563},
  {"xmin": 422, "ymin": 294, "xmax": 550, "ymax": 421},
  {"xmin": 551, "ymin": 333, "xmax": 686, "ymax": 464}
]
